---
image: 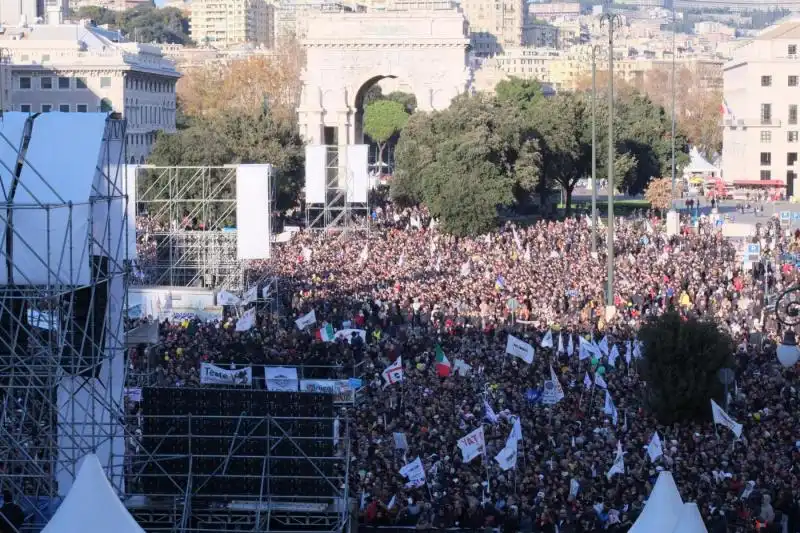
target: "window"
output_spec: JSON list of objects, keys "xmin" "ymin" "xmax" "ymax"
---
[
  {"xmin": 791, "ymin": 76, "xmax": 799, "ymax": 87},
  {"xmin": 761, "ymin": 152, "xmax": 772, "ymax": 165},
  {"xmin": 789, "ymin": 152, "xmax": 798, "ymax": 166},
  {"xmin": 41, "ymin": 104, "xmax": 52, "ymax": 113},
  {"xmin": 59, "ymin": 104, "xmax": 70, "ymax": 112},
  {"xmin": 19, "ymin": 77, "xmax": 31, "ymax": 89},
  {"xmin": 40, "ymin": 77, "xmax": 52, "ymax": 90},
  {"xmin": 791, "ymin": 105, "xmax": 798, "ymax": 125},
  {"xmin": 790, "ymin": 131, "xmax": 799, "ymax": 142},
  {"xmin": 76, "ymin": 77, "xmax": 87, "ymax": 89},
  {"xmin": 761, "ymin": 170, "xmax": 772, "ymax": 180},
  {"xmin": 76, "ymin": 104, "xmax": 88, "ymax": 112},
  {"xmin": 19, "ymin": 104, "xmax": 30, "ymax": 113},
  {"xmin": 761, "ymin": 103, "xmax": 772, "ymax": 124},
  {"xmin": 100, "ymin": 76, "xmax": 112, "ymax": 88},
  {"xmin": 58, "ymin": 77, "xmax": 70, "ymax": 89},
  {"xmin": 790, "ymin": 44, "xmax": 797, "ymax": 56},
  {"xmin": 761, "ymin": 131, "xmax": 772, "ymax": 142},
  {"xmin": 20, "ymin": 54, "xmax": 29, "ymax": 62},
  {"xmin": 99, "ymin": 98, "xmax": 113, "ymax": 113},
  {"xmin": 762, "ymin": 75, "xmax": 772, "ymax": 87},
  {"xmin": 41, "ymin": 54, "xmax": 50, "ymax": 62}
]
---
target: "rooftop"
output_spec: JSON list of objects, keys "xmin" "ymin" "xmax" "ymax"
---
[{"xmin": 755, "ymin": 19, "xmax": 800, "ymax": 40}]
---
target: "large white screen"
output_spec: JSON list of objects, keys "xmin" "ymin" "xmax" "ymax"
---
[
  {"xmin": 0, "ymin": 113, "xmax": 107, "ymax": 285},
  {"xmin": 305, "ymin": 144, "xmax": 327, "ymax": 204},
  {"xmin": 236, "ymin": 164, "xmax": 272, "ymax": 260},
  {"xmin": 346, "ymin": 144, "xmax": 369, "ymax": 203}
]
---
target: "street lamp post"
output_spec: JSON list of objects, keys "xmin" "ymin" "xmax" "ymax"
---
[
  {"xmin": 601, "ymin": 13, "xmax": 621, "ymax": 310},
  {"xmin": 670, "ymin": 1, "xmax": 677, "ymax": 203},
  {"xmin": 591, "ymin": 45, "xmax": 599, "ymax": 255}
]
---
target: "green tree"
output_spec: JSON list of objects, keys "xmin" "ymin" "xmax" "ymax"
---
[
  {"xmin": 363, "ymin": 99, "xmax": 410, "ymax": 169},
  {"xmin": 148, "ymin": 108, "xmax": 304, "ymax": 210},
  {"xmin": 392, "ymin": 94, "xmax": 540, "ymax": 235},
  {"xmin": 638, "ymin": 312, "xmax": 734, "ymax": 425},
  {"xmin": 72, "ymin": 5, "xmax": 116, "ymax": 25},
  {"xmin": 117, "ymin": 5, "xmax": 191, "ymax": 44},
  {"xmin": 385, "ymin": 91, "xmax": 417, "ymax": 114},
  {"xmin": 495, "ymin": 77, "xmax": 545, "ymax": 112}
]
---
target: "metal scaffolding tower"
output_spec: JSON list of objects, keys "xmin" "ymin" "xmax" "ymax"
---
[
  {"xmin": 133, "ymin": 166, "xmax": 244, "ymax": 290},
  {"xmin": 0, "ymin": 112, "xmax": 131, "ymax": 529},
  {"xmin": 305, "ymin": 146, "xmax": 370, "ymax": 233}
]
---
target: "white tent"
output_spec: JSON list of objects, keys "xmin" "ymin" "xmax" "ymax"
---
[
  {"xmin": 42, "ymin": 454, "xmax": 144, "ymax": 533},
  {"xmin": 683, "ymin": 147, "xmax": 720, "ymax": 178},
  {"xmin": 628, "ymin": 471, "xmax": 684, "ymax": 533},
  {"xmin": 670, "ymin": 503, "xmax": 708, "ymax": 533}
]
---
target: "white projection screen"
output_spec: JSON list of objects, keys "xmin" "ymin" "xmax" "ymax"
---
[
  {"xmin": 346, "ymin": 144, "xmax": 369, "ymax": 203},
  {"xmin": 236, "ymin": 164, "xmax": 272, "ymax": 260},
  {"xmin": 305, "ymin": 145, "xmax": 327, "ymax": 204}
]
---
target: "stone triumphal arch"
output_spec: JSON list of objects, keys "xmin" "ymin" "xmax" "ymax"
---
[{"xmin": 296, "ymin": 7, "xmax": 472, "ymax": 147}]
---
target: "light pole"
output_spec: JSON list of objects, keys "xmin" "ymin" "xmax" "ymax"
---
[
  {"xmin": 601, "ymin": 13, "xmax": 621, "ymax": 310},
  {"xmin": 670, "ymin": 1, "xmax": 677, "ymax": 203},
  {"xmin": 591, "ymin": 45, "xmax": 599, "ymax": 254},
  {"xmin": 774, "ymin": 287, "xmax": 800, "ymax": 368}
]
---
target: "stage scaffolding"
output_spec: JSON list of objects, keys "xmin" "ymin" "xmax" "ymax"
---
[
  {"xmin": 305, "ymin": 146, "xmax": 370, "ymax": 233},
  {"xmin": 134, "ymin": 166, "xmax": 244, "ymax": 290},
  {"xmin": 126, "ymin": 386, "xmax": 351, "ymax": 533},
  {"xmin": 0, "ymin": 113, "xmax": 131, "ymax": 529}
]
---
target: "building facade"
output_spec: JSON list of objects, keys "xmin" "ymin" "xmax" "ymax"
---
[
  {"xmin": 1, "ymin": 21, "xmax": 180, "ymax": 163},
  {"xmin": 190, "ymin": 0, "xmax": 274, "ymax": 48},
  {"xmin": 459, "ymin": 0, "xmax": 527, "ymax": 56},
  {"xmin": 722, "ymin": 21, "xmax": 800, "ymax": 197}
]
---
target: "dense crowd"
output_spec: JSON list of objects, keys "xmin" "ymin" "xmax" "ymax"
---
[{"xmin": 125, "ymin": 206, "xmax": 800, "ymax": 532}]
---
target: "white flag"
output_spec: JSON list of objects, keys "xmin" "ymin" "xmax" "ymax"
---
[
  {"xmin": 399, "ymin": 456, "xmax": 426, "ymax": 488},
  {"xmin": 558, "ymin": 332, "xmax": 565, "ymax": 354},
  {"xmin": 457, "ymin": 427, "xmax": 485, "ymax": 463},
  {"xmin": 295, "ymin": 310, "xmax": 317, "ymax": 330},
  {"xmin": 541, "ymin": 330, "xmax": 554, "ymax": 348},
  {"xmin": 608, "ymin": 344, "xmax": 620, "ymax": 367},
  {"xmin": 647, "ymin": 432, "xmax": 663, "ymax": 462},
  {"xmin": 542, "ymin": 364, "xmax": 564, "ymax": 404},
  {"xmin": 494, "ymin": 444, "xmax": 518, "ymax": 471},
  {"xmin": 397, "ymin": 252, "xmax": 405, "ymax": 267},
  {"xmin": 569, "ymin": 478, "xmax": 580, "ymax": 499},
  {"xmin": 579, "ymin": 336, "xmax": 599, "ymax": 360},
  {"xmin": 359, "ymin": 244, "xmax": 369, "ymax": 264},
  {"xmin": 594, "ymin": 374, "xmax": 608, "ymax": 389},
  {"xmin": 567, "ymin": 334, "xmax": 574, "ymax": 357},
  {"xmin": 625, "ymin": 341, "xmax": 632, "ymax": 365},
  {"xmin": 453, "ymin": 358, "xmax": 472, "ymax": 376},
  {"xmin": 603, "ymin": 390, "xmax": 618, "ymax": 425},
  {"xmin": 598, "ymin": 335, "xmax": 610, "ymax": 356},
  {"xmin": 217, "ymin": 290, "xmax": 240, "ymax": 306},
  {"xmin": 243, "ymin": 285, "xmax": 258, "ymax": 304},
  {"xmin": 484, "ymin": 399, "xmax": 500, "ymax": 424},
  {"xmin": 507, "ymin": 416, "xmax": 523, "ymax": 447},
  {"xmin": 235, "ymin": 308, "xmax": 256, "ymax": 331},
  {"xmin": 506, "ymin": 334, "xmax": 534, "ymax": 364},
  {"xmin": 606, "ymin": 441, "xmax": 625, "ymax": 479},
  {"xmin": 583, "ymin": 372, "xmax": 592, "ymax": 390},
  {"xmin": 382, "ymin": 357, "xmax": 404, "ymax": 388},
  {"xmin": 711, "ymin": 399, "xmax": 743, "ymax": 438}
]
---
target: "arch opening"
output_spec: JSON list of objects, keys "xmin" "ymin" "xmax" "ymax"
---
[{"xmin": 353, "ymin": 76, "xmax": 418, "ymax": 173}]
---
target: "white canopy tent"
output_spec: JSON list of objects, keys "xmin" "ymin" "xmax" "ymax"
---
[
  {"xmin": 671, "ymin": 503, "xmax": 708, "ymax": 533},
  {"xmin": 628, "ymin": 471, "xmax": 684, "ymax": 533},
  {"xmin": 42, "ymin": 454, "xmax": 144, "ymax": 533},
  {"xmin": 683, "ymin": 147, "xmax": 720, "ymax": 179}
]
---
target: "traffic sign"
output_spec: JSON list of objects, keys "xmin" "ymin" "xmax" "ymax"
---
[
  {"xmin": 746, "ymin": 243, "xmax": 761, "ymax": 264},
  {"xmin": 781, "ymin": 211, "xmax": 792, "ymax": 227}
]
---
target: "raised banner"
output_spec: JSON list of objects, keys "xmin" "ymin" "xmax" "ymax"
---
[
  {"xmin": 200, "ymin": 363, "xmax": 252, "ymax": 386},
  {"xmin": 299, "ymin": 379, "xmax": 355, "ymax": 403},
  {"xmin": 265, "ymin": 367, "xmax": 299, "ymax": 392}
]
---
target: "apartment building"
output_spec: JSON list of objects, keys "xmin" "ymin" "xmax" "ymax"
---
[
  {"xmin": 460, "ymin": 0, "xmax": 527, "ymax": 56},
  {"xmin": 722, "ymin": 20, "xmax": 800, "ymax": 197},
  {"xmin": 1, "ymin": 19, "xmax": 180, "ymax": 163},
  {"xmin": 528, "ymin": 2, "xmax": 580, "ymax": 18},
  {"xmin": 190, "ymin": 0, "xmax": 274, "ymax": 48},
  {"xmin": 68, "ymin": 0, "xmax": 152, "ymax": 12}
]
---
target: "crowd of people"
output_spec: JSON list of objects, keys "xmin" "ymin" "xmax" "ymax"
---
[{"xmin": 121, "ymin": 204, "xmax": 800, "ymax": 533}]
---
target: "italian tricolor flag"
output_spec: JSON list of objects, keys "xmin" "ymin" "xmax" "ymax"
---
[
  {"xmin": 317, "ymin": 323, "xmax": 335, "ymax": 342},
  {"xmin": 434, "ymin": 344, "xmax": 451, "ymax": 377}
]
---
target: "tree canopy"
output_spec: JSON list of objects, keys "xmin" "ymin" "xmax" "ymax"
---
[
  {"xmin": 147, "ymin": 108, "xmax": 305, "ymax": 210},
  {"xmin": 644, "ymin": 177, "xmax": 682, "ymax": 212},
  {"xmin": 363, "ymin": 100, "xmax": 410, "ymax": 168},
  {"xmin": 392, "ymin": 93, "xmax": 540, "ymax": 236},
  {"xmin": 392, "ymin": 77, "xmax": 687, "ymax": 231},
  {"xmin": 72, "ymin": 5, "xmax": 191, "ymax": 44},
  {"xmin": 638, "ymin": 312, "xmax": 734, "ymax": 425}
]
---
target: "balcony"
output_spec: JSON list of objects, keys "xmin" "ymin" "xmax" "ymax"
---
[{"xmin": 724, "ymin": 118, "xmax": 782, "ymax": 128}]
